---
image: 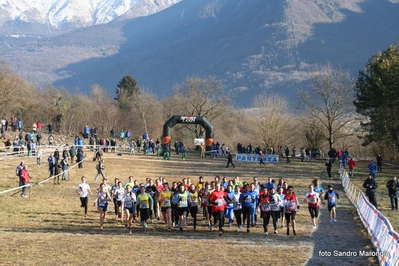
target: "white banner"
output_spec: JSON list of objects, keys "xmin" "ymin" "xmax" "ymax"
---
[
  {"xmin": 194, "ymin": 139, "xmax": 204, "ymax": 145},
  {"xmin": 341, "ymin": 169, "xmax": 399, "ymax": 266},
  {"xmin": 235, "ymin": 153, "xmax": 279, "ymax": 163}
]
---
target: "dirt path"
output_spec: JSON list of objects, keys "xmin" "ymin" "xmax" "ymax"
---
[{"xmin": 305, "ymin": 180, "xmax": 377, "ymax": 265}]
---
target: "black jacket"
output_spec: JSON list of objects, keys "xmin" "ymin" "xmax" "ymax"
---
[
  {"xmin": 363, "ymin": 178, "xmax": 378, "ymax": 193},
  {"xmin": 386, "ymin": 179, "xmax": 399, "ymax": 197}
]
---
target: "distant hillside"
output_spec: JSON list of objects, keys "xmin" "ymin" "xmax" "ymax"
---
[{"xmin": 1, "ymin": 0, "xmax": 399, "ymax": 106}]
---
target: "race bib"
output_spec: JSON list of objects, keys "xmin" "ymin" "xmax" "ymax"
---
[
  {"xmin": 124, "ymin": 201, "xmax": 132, "ymax": 208},
  {"xmin": 261, "ymin": 203, "xmax": 271, "ymax": 212},
  {"xmin": 245, "ymin": 197, "xmax": 252, "ymax": 203},
  {"xmin": 328, "ymin": 196, "xmax": 336, "ymax": 204},
  {"xmin": 309, "ymin": 197, "xmax": 317, "ymax": 204},
  {"xmin": 190, "ymin": 200, "xmax": 197, "ymax": 207},
  {"xmin": 164, "ymin": 199, "xmax": 171, "ymax": 206},
  {"xmin": 141, "ymin": 202, "xmax": 148, "ymax": 209},
  {"xmin": 216, "ymin": 199, "xmax": 223, "ymax": 207},
  {"xmin": 98, "ymin": 196, "xmax": 107, "ymax": 207}
]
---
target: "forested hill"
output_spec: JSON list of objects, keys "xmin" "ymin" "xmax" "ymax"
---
[{"xmin": 2, "ymin": 0, "xmax": 399, "ymax": 106}]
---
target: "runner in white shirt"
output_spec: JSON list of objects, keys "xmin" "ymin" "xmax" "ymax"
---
[
  {"xmin": 76, "ymin": 176, "xmax": 91, "ymax": 217},
  {"xmin": 122, "ymin": 185, "xmax": 137, "ymax": 234},
  {"xmin": 114, "ymin": 181, "xmax": 125, "ymax": 223}
]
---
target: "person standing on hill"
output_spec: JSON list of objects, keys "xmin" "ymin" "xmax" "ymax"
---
[
  {"xmin": 77, "ymin": 147, "xmax": 84, "ymax": 168},
  {"xmin": 325, "ymin": 159, "xmax": 332, "ymax": 179},
  {"xmin": 368, "ymin": 160, "xmax": 377, "ymax": 179},
  {"xmin": 376, "ymin": 155, "xmax": 383, "ymax": 172},
  {"xmin": 19, "ymin": 165, "xmax": 31, "ymax": 198},
  {"xmin": 284, "ymin": 146, "xmax": 290, "ymax": 163},
  {"xmin": 363, "ymin": 174, "xmax": 378, "ymax": 209},
  {"xmin": 259, "ymin": 151, "xmax": 265, "ymax": 166},
  {"xmin": 69, "ymin": 145, "xmax": 76, "ymax": 164},
  {"xmin": 181, "ymin": 143, "xmax": 187, "ymax": 160},
  {"xmin": 226, "ymin": 152, "xmax": 235, "ymax": 168},
  {"xmin": 386, "ymin": 176, "xmax": 399, "ymax": 211}
]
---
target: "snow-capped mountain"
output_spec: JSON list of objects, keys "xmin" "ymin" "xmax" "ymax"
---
[{"xmin": 0, "ymin": 0, "xmax": 181, "ymax": 35}]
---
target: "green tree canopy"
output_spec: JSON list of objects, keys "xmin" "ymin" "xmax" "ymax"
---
[
  {"xmin": 115, "ymin": 75, "xmax": 140, "ymax": 100},
  {"xmin": 354, "ymin": 43, "xmax": 399, "ymax": 147}
]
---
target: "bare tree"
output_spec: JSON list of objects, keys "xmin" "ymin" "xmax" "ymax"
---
[
  {"xmin": 250, "ymin": 94, "xmax": 294, "ymax": 148},
  {"xmin": 130, "ymin": 88, "xmax": 157, "ymax": 133},
  {"xmin": 90, "ymin": 84, "xmax": 119, "ymax": 136},
  {"xmin": 172, "ymin": 76, "xmax": 232, "ymax": 139},
  {"xmin": 297, "ymin": 64, "xmax": 356, "ymax": 149}
]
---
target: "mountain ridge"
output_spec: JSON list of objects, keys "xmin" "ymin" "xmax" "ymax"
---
[{"xmin": 1, "ymin": 0, "xmax": 399, "ymax": 106}]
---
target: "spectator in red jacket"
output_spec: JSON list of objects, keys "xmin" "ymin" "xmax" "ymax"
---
[
  {"xmin": 20, "ymin": 165, "xmax": 31, "ymax": 198},
  {"xmin": 348, "ymin": 158, "xmax": 356, "ymax": 176},
  {"xmin": 36, "ymin": 121, "xmax": 42, "ymax": 134}
]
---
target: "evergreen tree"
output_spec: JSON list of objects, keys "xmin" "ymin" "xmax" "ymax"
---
[
  {"xmin": 354, "ymin": 43, "xmax": 399, "ymax": 147},
  {"xmin": 115, "ymin": 75, "xmax": 140, "ymax": 100}
]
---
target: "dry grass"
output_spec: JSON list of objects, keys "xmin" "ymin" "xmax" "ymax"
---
[{"xmin": 0, "ymin": 151, "xmax": 379, "ymax": 265}]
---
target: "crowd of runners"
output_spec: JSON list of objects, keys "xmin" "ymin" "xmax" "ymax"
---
[{"xmin": 76, "ymin": 175, "xmax": 340, "ymax": 236}]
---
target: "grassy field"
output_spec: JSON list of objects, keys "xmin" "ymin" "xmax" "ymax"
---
[{"xmin": 0, "ymin": 150, "xmax": 382, "ymax": 265}]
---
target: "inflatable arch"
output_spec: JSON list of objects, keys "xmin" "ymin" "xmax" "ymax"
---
[{"xmin": 162, "ymin": 115, "xmax": 214, "ymax": 150}]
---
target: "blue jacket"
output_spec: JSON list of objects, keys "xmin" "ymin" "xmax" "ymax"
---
[
  {"xmin": 239, "ymin": 191, "xmax": 258, "ymax": 208},
  {"xmin": 368, "ymin": 163, "xmax": 377, "ymax": 174}
]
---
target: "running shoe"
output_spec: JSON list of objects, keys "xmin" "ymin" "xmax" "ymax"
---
[
  {"xmin": 334, "ymin": 219, "xmax": 337, "ymax": 223},
  {"xmin": 228, "ymin": 223, "xmax": 232, "ymax": 227},
  {"xmin": 183, "ymin": 229, "xmax": 186, "ymax": 233},
  {"xmin": 264, "ymin": 232, "xmax": 268, "ymax": 236},
  {"xmin": 237, "ymin": 226, "xmax": 242, "ymax": 232},
  {"xmin": 139, "ymin": 220, "xmax": 142, "ymax": 226},
  {"xmin": 219, "ymin": 231, "xmax": 222, "ymax": 236},
  {"xmin": 209, "ymin": 226, "xmax": 213, "ymax": 231},
  {"xmin": 168, "ymin": 228, "xmax": 171, "ymax": 232},
  {"xmin": 274, "ymin": 230, "xmax": 278, "ymax": 234},
  {"xmin": 247, "ymin": 228, "xmax": 250, "ymax": 233},
  {"xmin": 129, "ymin": 228, "xmax": 132, "ymax": 234},
  {"xmin": 293, "ymin": 230, "xmax": 297, "ymax": 235},
  {"xmin": 286, "ymin": 229, "xmax": 290, "ymax": 236}
]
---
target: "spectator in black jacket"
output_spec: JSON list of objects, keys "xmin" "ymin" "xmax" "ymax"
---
[
  {"xmin": 363, "ymin": 174, "xmax": 378, "ymax": 209},
  {"xmin": 386, "ymin": 176, "xmax": 399, "ymax": 210}
]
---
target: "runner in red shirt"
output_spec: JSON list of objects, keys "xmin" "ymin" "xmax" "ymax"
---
[
  {"xmin": 259, "ymin": 186, "xmax": 272, "ymax": 236},
  {"xmin": 284, "ymin": 186, "xmax": 299, "ymax": 236},
  {"xmin": 304, "ymin": 185, "xmax": 320, "ymax": 228},
  {"xmin": 209, "ymin": 183, "xmax": 227, "ymax": 236}
]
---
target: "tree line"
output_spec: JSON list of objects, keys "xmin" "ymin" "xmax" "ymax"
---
[{"xmin": 1, "ymin": 43, "xmax": 398, "ymax": 162}]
